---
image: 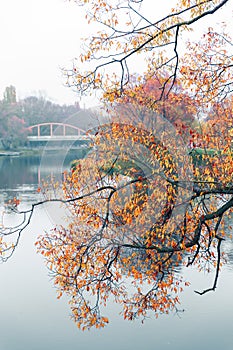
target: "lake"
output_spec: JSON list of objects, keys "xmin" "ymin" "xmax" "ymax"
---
[{"xmin": 0, "ymin": 152, "xmax": 233, "ymax": 350}]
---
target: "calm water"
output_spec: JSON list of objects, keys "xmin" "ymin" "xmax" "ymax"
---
[{"xmin": 0, "ymin": 154, "xmax": 233, "ymax": 350}]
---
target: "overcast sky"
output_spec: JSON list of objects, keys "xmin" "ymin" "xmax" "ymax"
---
[
  {"xmin": 0, "ymin": 0, "xmax": 232, "ymax": 107},
  {"xmin": 0, "ymin": 0, "xmax": 91, "ymax": 106}
]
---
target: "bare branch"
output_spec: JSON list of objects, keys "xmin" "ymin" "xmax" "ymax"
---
[{"xmin": 195, "ymin": 236, "xmax": 224, "ymax": 295}]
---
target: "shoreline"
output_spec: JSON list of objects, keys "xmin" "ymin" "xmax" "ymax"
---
[
  {"xmin": 0, "ymin": 147, "xmax": 90, "ymax": 158},
  {"xmin": 0, "ymin": 149, "xmax": 41, "ymax": 157}
]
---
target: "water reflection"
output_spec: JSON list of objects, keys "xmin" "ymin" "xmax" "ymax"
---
[
  {"xmin": 0, "ymin": 151, "xmax": 85, "ymax": 205},
  {"xmin": 0, "ymin": 154, "xmax": 233, "ymax": 349}
]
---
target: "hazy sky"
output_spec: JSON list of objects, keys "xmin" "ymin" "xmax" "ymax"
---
[
  {"xmin": 0, "ymin": 0, "xmax": 91, "ymax": 106},
  {"xmin": 0, "ymin": 0, "xmax": 232, "ymax": 107}
]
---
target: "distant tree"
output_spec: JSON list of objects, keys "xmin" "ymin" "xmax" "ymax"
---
[
  {"xmin": 18, "ymin": 96, "xmax": 81, "ymax": 126},
  {"xmin": 203, "ymin": 96, "xmax": 233, "ymax": 148},
  {"xmin": 3, "ymin": 85, "xmax": 17, "ymax": 104},
  {"xmin": 0, "ymin": 87, "xmax": 27, "ymax": 150},
  {"xmin": 111, "ymin": 75, "xmax": 197, "ymax": 142}
]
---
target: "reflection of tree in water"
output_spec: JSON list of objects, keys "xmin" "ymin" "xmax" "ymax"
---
[
  {"xmin": 0, "ymin": 156, "xmax": 40, "ymax": 188},
  {"xmin": 0, "ymin": 152, "xmax": 88, "ymax": 209},
  {"xmin": 0, "ymin": 152, "xmax": 87, "ymax": 190}
]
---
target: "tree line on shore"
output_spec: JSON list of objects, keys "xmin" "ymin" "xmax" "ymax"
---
[{"xmin": 0, "ymin": 85, "xmax": 91, "ymax": 150}]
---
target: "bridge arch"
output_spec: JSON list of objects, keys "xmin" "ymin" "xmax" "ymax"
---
[{"xmin": 28, "ymin": 122, "xmax": 86, "ymax": 137}]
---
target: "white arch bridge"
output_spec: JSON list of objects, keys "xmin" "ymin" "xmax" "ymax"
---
[{"xmin": 27, "ymin": 123, "xmax": 92, "ymax": 149}]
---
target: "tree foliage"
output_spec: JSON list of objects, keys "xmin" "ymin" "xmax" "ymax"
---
[
  {"xmin": 0, "ymin": 86, "xmax": 27, "ymax": 150},
  {"xmin": 18, "ymin": 96, "xmax": 81, "ymax": 127},
  {"xmin": 1, "ymin": 0, "xmax": 233, "ymax": 330},
  {"xmin": 111, "ymin": 74, "xmax": 197, "ymax": 142}
]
